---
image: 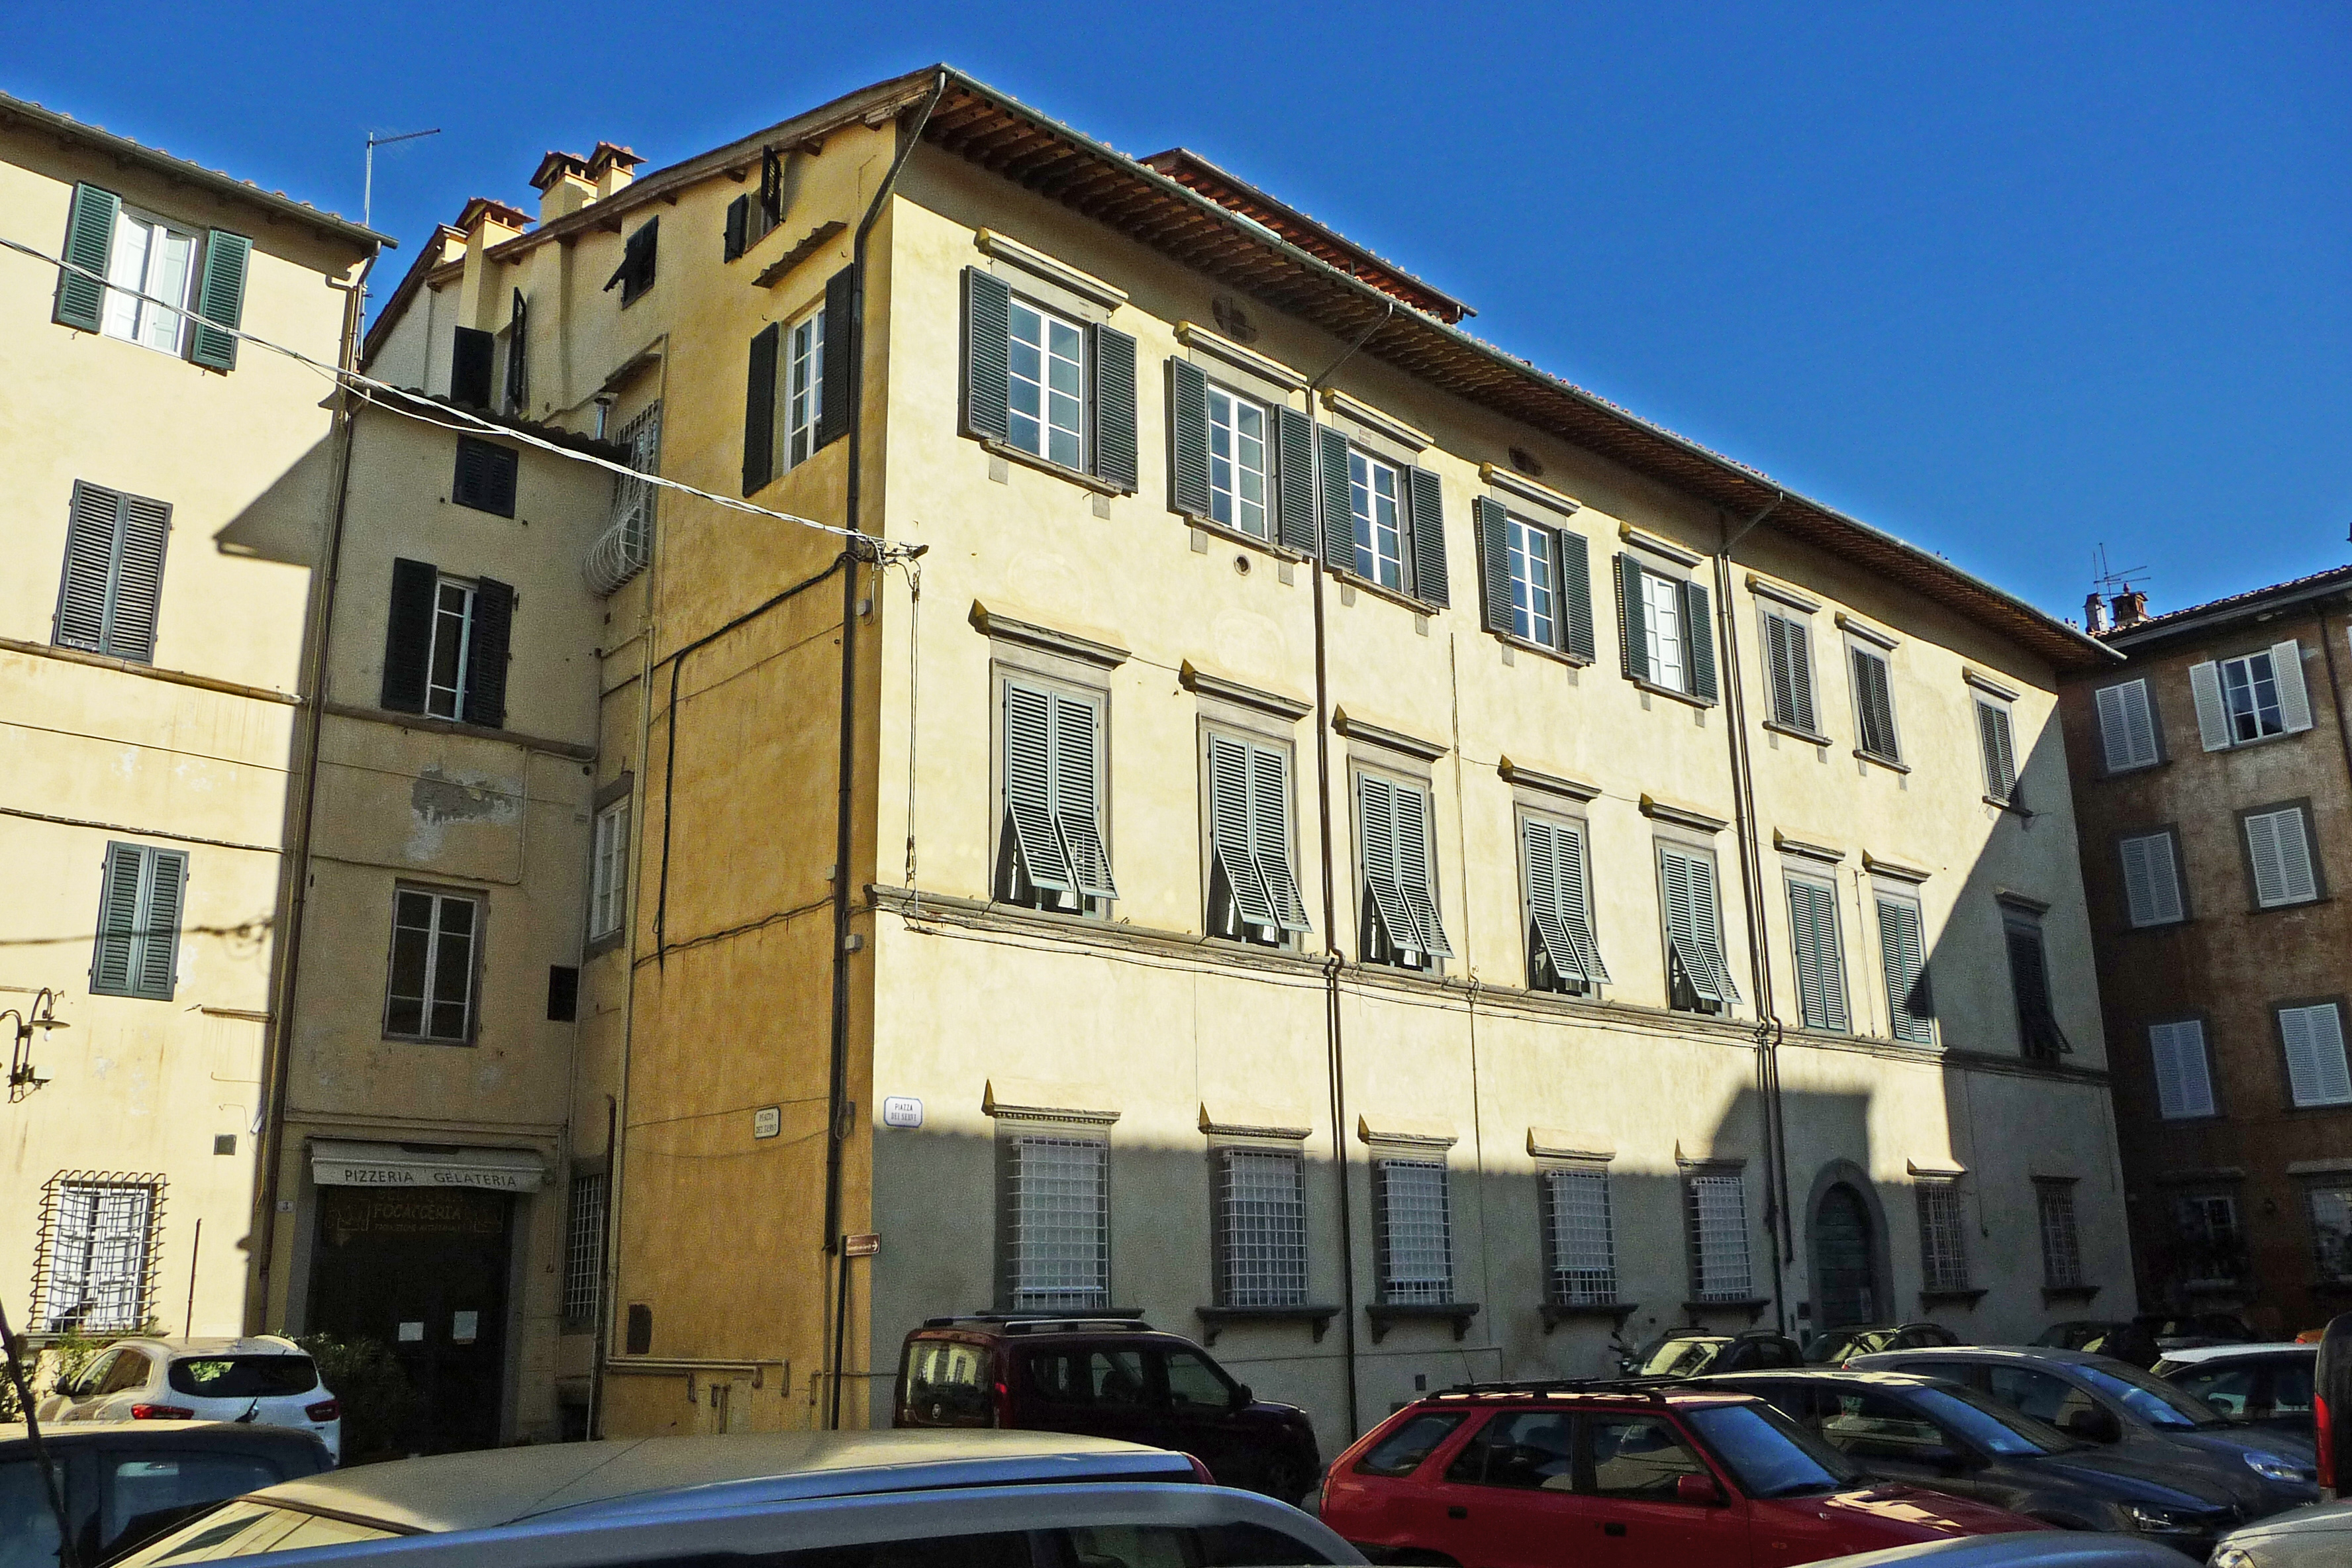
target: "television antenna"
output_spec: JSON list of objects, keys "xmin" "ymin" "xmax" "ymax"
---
[
  {"xmin": 2092, "ymin": 542, "xmax": 2149, "ymax": 599},
  {"xmin": 364, "ymin": 126, "xmax": 442, "ymax": 232}
]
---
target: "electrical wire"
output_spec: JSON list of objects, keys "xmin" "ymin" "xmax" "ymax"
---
[{"xmin": 0, "ymin": 234, "xmax": 920, "ymax": 558}]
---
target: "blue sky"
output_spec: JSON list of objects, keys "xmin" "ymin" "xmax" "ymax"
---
[{"xmin": 15, "ymin": 1, "xmax": 2345, "ymax": 622}]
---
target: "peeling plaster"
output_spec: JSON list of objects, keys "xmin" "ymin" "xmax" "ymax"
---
[{"xmin": 406, "ymin": 764, "xmax": 522, "ymax": 861}]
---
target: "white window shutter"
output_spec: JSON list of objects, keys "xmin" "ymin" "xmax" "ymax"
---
[
  {"xmin": 2247, "ymin": 808, "xmax": 2318, "ymax": 907},
  {"xmin": 2120, "ymin": 836, "xmax": 2157, "ymax": 926},
  {"xmin": 2188, "ymin": 662, "xmax": 2231, "ymax": 751},
  {"xmin": 2282, "ymin": 1004, "xmax": 2352, "ymax": 1107},
  {"xmin": 2150, "ymin": 1021, "xmax": 2215, "ymax": 1118},
  {"xmin": 2271, "ymin": 641, "xmax": 2314, "ymax": 734},
  {"xmin": 2096, "ymin": 679, "xmax": 2161, "ymax": 770},
  {"xmin": 2121, "ymin": 832, "xmax": 2183, "ymax": 927}
]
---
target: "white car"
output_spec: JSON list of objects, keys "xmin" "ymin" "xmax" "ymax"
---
[{"xmin": 37, "ymin": 1335, "xmax": 342, "ymax": 1461}]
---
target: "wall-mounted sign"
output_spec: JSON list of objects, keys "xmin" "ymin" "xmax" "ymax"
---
[
  {"xmin": 882, "ymin": 1097, "xmax": 923, "ymax": 1128},
  {"xmin": 398, "ymin": 1321, "xmax": 424, "ymax": 1343},
  {"xmin": 309, "ymin": 1139, "xmax": 545, "ymax": 1193},
  {"xmin": 753, "ymin": 1106, "xmax": 782, "ymax": 1139},
  {"xmin": 452, "ymin": 1310, "xmax": 479, "ymax": 1345},
  {"xmin": 843, "ymin": 1233, "xmax": 881, "ymax": 1257}
]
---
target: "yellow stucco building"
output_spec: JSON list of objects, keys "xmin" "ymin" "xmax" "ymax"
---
[{"xmin": 333, "ymin": 65, "xmax": 2135, "ymax": 1453}]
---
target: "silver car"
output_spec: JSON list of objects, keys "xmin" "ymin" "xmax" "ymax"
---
[
  {"xmin": 2210, "ymin": 1498, "xmax": 2352, "ymax": 1567},
  {"xmin": 113, "ymin": 1428, "xmax": 1361, "ymax": 1566}
]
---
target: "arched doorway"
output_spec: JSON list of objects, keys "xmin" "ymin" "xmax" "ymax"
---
[{"xmin": 1814, "ymin": 1183, "xmax": 1879, "ymax": 1327}]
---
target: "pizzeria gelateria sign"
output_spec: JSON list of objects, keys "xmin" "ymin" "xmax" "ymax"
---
[{"xmin": 309, "ymin": 1139, "xmax": 546, "ymax": 1194}]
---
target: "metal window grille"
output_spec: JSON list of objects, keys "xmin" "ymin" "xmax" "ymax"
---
[
  {"xmin": 34, "ymin": 1173, "xmax": 163, "ymax": 1332},
  {"xmin": 1375, "ymin": 1158, "xmax": 1453, "ymax": 1304},
  {"xmin": 585, "ymin": 403, "xmax": 662, "ymax": 595},
  {"xmin": 1542, "ymin": 1167, "xmax": 1617, "ymax": 1305},
  {"xmin": 1003, "ymin": 1134, "xmax": 1109, "ymax": 1311},
  {"xmin": 1686, "ymin": 1173, "xmax": 1752, "ymax": 1302},
  {"xmin": 1917, "ymin": 1182, "xmax": 1971, "ymax": 1293},
  {"xmin": 562, "ymin": 1171, "xmax": 608, "ymax": 1327},
  {"xmin": 2308, "ymin": 1188, "xmax": 2352, "ymax": 1283},
  {"xmin": 1214, "ymin": 1149, "xmax": 1307, "ymax": 1308},
  {"xmin": 2037, "ymin": 1181, "xmax": 2082, "ymax": 1289}
]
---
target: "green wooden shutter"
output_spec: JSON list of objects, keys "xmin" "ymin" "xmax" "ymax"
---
[
  {"xmin": 1660, "ymin": 850, "xmax": 1709, "ymax": 1003},
  {"xmin": 136, "ymin": 849, "xmax": 187, "ymax": 1000},
  {"xmin": 1274, "ymin": 407, "xmax": 1318, "ymax": 555},
  {"xmin": 1051, "ymin": 692, "xmax": 1117, "ymax": 900},
  {"xmin": 91, "ymin": 843, "xmax": 146, "ymax": 995},
  {"xmin": 1407, "ymin": 467, "xmax": 1449, "ymax": 608},
  {"xmin": 1877, "ymin": 897, "xmax": 1933, "ymax": 1042},
  {"xmin": 56, "ymin": 482, "xmax": 121, "ymax": 652},
  {"xmin": 55, "ymin": 183, "xmax": 121, "ymax": 332},
  {"xmin": 2007, "ymin": 924, "xmax": 2062, "ymax": 1058},
  {"xmin": 724, "ymin": 195, "xmax": 750, "ymax": 261},
  {"xmin": 1556, "ymin": 819, "xmax": 1608, "ymax": 981},
  {"xmin": 1523, "ymin": 818, "xmax": 1578, "ymax": 986},
  {"xmin": 1688, "ymin": 853, "xmax": 1739, "ymax": 1004},
  {"xmin": 504, "ymin": 290, "xmax": 528, "ymax": 411},
  {"xmin": 1559, "ymin": 530, "xmax": 1594, "ymax": 661},
  {"xmin": 1764, "ymin": 614, "xmax": 1796, "ymax": 726},
  {"xmin": 1357, "ymin": 773, "xmax": 1422, "ymax": 956},
  {"xmin": 1168, "ymin": 360, "xmax": 1211, "ymax": 517},
  {"xmin": 1393, "ymin": 783, "xmax": 1452, "ymax": 957},
  {"xmin": 107, "ymin": 493, "xmax": 171, "ymax": 664},
  {"xmin": 1681, "ymin": 579, "xmax": 1717, "ymax": 701},
  {"xmin": 1208, "ymin": 734, "xmax": 1276, "ymax": 927},
  {"xmin": 1617, "ymin": 555, "xmax": 1650, "ymax": 681},
  {"xmin": 464, "ymin": 579, "xmax": 514, "ymax": 730},
  {"xmin": 963, "ymin": 269, "xmax": 1012, "ymax": 440},
  {"xmin": 380, "ymin": 558, "xmax": 438, "ymax": 713},
  {"xmin": 1474, "ymin": 497, "xmax": 1511, "ymax": 636},
  {"xmin": 1785, "ymin": 616, "xmax": 1817, "ymax": 731},
  {"xmin": 816, "ymin": 266, "xmax": 854, "ymax": 449},
  {"xmin": 189, "ymin": 230, "xmax": 251, "ymax": 371},
  {"xmin": 1788, "ymin": 881, "xmax": 1845, "ymax": 1031},
  {"xmin": 1854, "ymin": 650, "xmax": 1899, "ymax": 758},
  {"xmin": 1978, "ymin": 702, "xmax": 2018, "ymax": 803},
  {"xmin": 742, "ymin": 323, "xmax": 779, "ymax": 494},
  {"xmin": 1002, "ymin": 681, "xmax": 1072, "ymax": 892},
  {"xmin": 1318, "ymin": 427, "xmax": 1353, "ymax": 564},
  {"xmin": 1250, "ymin": 743, "xmax": 1310, "ymax": 933},
  {"xmin": 1090, "ymin": 324, "xmax": 1138, "ymax": 492}
]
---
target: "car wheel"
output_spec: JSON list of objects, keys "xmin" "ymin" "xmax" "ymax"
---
[{"xmin": 1257, "ymin": 1456, "xmax": 1312, "ymax": 1506}]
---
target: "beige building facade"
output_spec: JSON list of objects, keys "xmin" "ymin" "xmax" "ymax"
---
[
  {"xmin": 0, "ymin": 95, "xmax": 379, "ymax": 1346},
  {"xmin": 366, "ymin": 65, "xmax": 2134, "ymax": 1456}
]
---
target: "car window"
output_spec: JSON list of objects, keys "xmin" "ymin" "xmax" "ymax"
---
[
  {"xmin": 100, "ymin": 1351, "xmax": 154, "ymax": 1396},
  {"xmin": 1587, "ymin": 1414, "xmax": 1708, "ymax": 1499},
  {"xmin": 1028, "ymin": 1349, "xmax": 1150, "ymax": 1409},
  {"xmin": 1162, "ymin": 1351, "xmax": 1233, "ymax": 1412},
  {"xmin": 1444, "ymin": 1410, "xmax": 1575, "ymax": 1490},
  {"xmin": 0, "ymin": 1459, "xmax": 64, "ymax": 1568},
  {"xmin": 1747, "ymin": 1339, "xmax": 1802, "ymax": 1369},
  {"xmin": 1985, "ymin": 1365, "xmax": 2094, "ymax": 1429},
  {"xmin": 2175, "ymin": 1363, "xmax": 2263, "ymax": 1418},
  {"xmin": 105, "ymin": 1455, "xmax": 286, "ymax": 1553},
  {"xmin": 901, "ymin": 1340, "xmax": 993, "ymax": 1426},
  {"xmin": 168, "ymin": 1357, "xmax": 317, "ymax": 1400},
  {"xmin": 1640, "ymin": 1338, "xmax": 1726, "ymax": 1376},
  {"xmin": 71, "ymin": 1349, "xmax": 119, "ymax": 1397},
  {"xmin": 1904, "ymin": 1386, "xmax": 2062, "ymax": 1456},
  {"xmin": 1355, "ymin": 1411, "xmax": 1467, "ymax": 1477},
  {"xmin": 1820, "ymin": 1391, "xmax": 1955, "ymax": 1463},
  {"xmin": 115, "ymin": 1502, "xmax": 397, "ymax": 1565},
  {"xmin": 1684, "ymin": 1402, "xmax": 1857, "ymax": 1498},
  {"xmin": 2272, "ymin": 1359, "xmax": 2315, "ymax": 1416},
  {"xmin": 2072, "ymin": 1361, "xmax": 2214, "ymax": 1429}
]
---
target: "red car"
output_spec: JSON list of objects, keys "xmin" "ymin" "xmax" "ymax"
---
[{"xmin": 1318, "ymin": 1380, "xmax": 2051, "ymax": 1567}]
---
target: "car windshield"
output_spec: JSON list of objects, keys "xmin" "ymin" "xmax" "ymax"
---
[
  {"xmin": 113, "ymin": 1502, "xmax": 396, "ymax": 1565},
  {"xmin": 1641, "ymin": 1338, "xmax": 1730, "ymax": 1376},
  {"xmin": 1905, "ymin": 1385, "xmax": 2069, "ymax": 1455},
  {"xmin": 2073, "ymin": 1361, "xmax": 2220, "ymax": 1429},
  {"xmin": 1685, "ymin": 1401, "xmax": 1861, "ymax": 1498},
  {"xmin": 168, "ymin": 1355, "xmax": 317, "ymax": 1398}
]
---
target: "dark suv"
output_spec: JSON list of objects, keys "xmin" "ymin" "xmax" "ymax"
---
[{"xmin": 893, "ymin": 1316, "xmax": 1321, "ymax": 1501}]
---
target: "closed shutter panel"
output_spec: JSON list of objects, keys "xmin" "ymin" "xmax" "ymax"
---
[
  {"xmin": 1090, "ymin": 324, "xmax": 1138, "ymax": 492},
  {"xmin": 1680, "ymin": 579, "xmax": 1717, "ymax": 701},
  {"xmin": 1406, "ymin": 467, "xmax": 1448, "ymax": 607},
  {"xmin": 816, "ymin": 266, "xmax": 854, "ymax": 449},
  {"xmin": 91, "ymin": 843, "xmax": 146, "ymax": 995},
  {"xmin": 450, "ymin": 326, "xmax": 495, "ymax": 408},
  {"xmin": 1318, "ymin": 427, "xmax": 1352, "ymax": 562},
  {"xmin": 505, "ymin": 290, "xmax": 528, "ymax": 411},
  {"xmin": 1357, "ymin": 774, "xmax": 1420, "ymax": 956},
  {"xmin": 2271, "ymin": 641, "xmax": 2314, "ymax": 734},
  {"xmin": 1052, "ymin": 695, "xmax": 1116, "ymax": 901},
  {"xmin": 56, "ymin": 482, "xmax": 121, "ymax": 652},
  {"xmin": 1978, "ymin": 703, "xmax": 2018, "ymax": 802},
  {"xmin": 1788, "ymin": 882, "xmax": 1827, "ymax": 1029},
  {"xmin": 1393, "ymin": 783, "xmax": 1452, "ymax": 957},
  {"xmin": 380, "ymin": 559, "xmax": 438, "ymax": 713},
  {"xmin": 724, "ymin": 196, "xmax": 750, "ymax": 261},
  {"xmin": 1208, "ymin": 734, "xmax": 1276, "ymax": 927},
  {"xmin": 2188, "ymin": 662, "xmax": 2231, "ymax": 750},
  {"xmin": 1273, "ymin": 407, "xmax": 1318, "ymax": 555},
  {"xmin": 2153, "ymin": 1021, "xmax": 2216, "ymax": 1118},
  {"xmin": 1523, "ymin": 818, "xmax": 1577, "ymax": 984},
  {"xmin": 2120, "ymin": 833, "xmax": 2184, "ymax": 926},
  {"xmin": 2247, "ymin": 808, "xmax": 2318, "ymax": 907},
  {"xmin": 1785, "ymin": 616, "xmax": 1817, "ymax": 731},
  {"xmin": 2281, "ymin": 1005, "xmax": 2352, "ymax": 1107},
  {"xmin": 107, "ymin": 493, "xmax": 170, "ymax": 663},
  {"xmin": 742, "ymin": 323, "xmax": 780, "ymax": 494},
  {"xmin": 1558, "ymin": 530, "xmax": 1595, "ymax": 662},
  {"xmin": 1855, "ymin": 650, "xmax": 1900, "ymax": 758},
  {"xmin": 136, "ymin": 848, "xmax": 186, "ymax": 999},
  {"xmin": 1555, "ymin": 820, "xmax": 1608, "ymax": 981},
  {"xmin": 963, "ymin": 269, "xmax": 1012, "ymax": 441},
  {"xmin": 1661, "ymin": 850, "xmax": 1722, "ymax": 1005},
  {"xmin": 188, "ymin": 230, "xmax": 250, "ymax": 371},
  {"xmin": 1877, "ymin": 898, "xmax": 1933, "ymax": 1042},
  {"xmin": 1689, "ymin": 853, "xmax": 1739, "ymax": 1004},
  {"xmin": 2120, "ymin": 836, "xmax": 2157, "ymax": 925},
  {"xmin": 1250, "ymin": 744, "xmax": 1310, "ymax": 933},
  {"xmin": 56, "ymin": 183, "xmax": 121, "ymax": 331},
  {"xmin": 1002, "ymin": 682, "xmax": 1072, "ymax": 892},
  {"xmin": 1617, "ymin": 556, "xmax": 1650, "ymax": 682},
  {"xmin": 2097, "ymin": 680, "xmax": 2161, "ymax": 769},
  {"xmin": 1168, "ymin": 360, "xmax": 1211, "ymax": 518},
  {"xmin": 2148, "ymin": 1022, "xmax": 2187, "ymax": 1118},
  {"xmin": 461, "ymin": 579, "xmax": 514, "ymax": 730},
  {"xmin": 1474, "ymin": 497, "xmax": 1511, "ymax": 636},
  {"xmin": 1765, "ymin": 614, "xmax": 1798, "ymax": 727}
]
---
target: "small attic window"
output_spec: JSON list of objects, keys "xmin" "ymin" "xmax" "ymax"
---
[{"xmin": 605, "ymin": 217, "xmax": 658, "ymax": 305}]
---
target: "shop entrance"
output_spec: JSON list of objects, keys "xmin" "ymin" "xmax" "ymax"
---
[{"xmin": 308, "ymin": 1185, "xmax": 512, "ymax": 1456}]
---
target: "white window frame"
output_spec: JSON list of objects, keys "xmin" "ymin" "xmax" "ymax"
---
[
  {"xmin": 1373, "ymin": 1155, "xmax": 1453, "ymax": 1304},
  {"xmin": 1000, "ymin": 1125, "xmax": 1110, "ymax": 1312},
  {"xmin": 1348, "ymin": 449, "xmax": 1408, "ymax": 591},
  {"xmin": 587, "ymin": 403, "xmax": 662, "ymax": 596},
  {"xmin": 425, "ymin": 577, "xmax": 477, "ymax": 722},
  {"xmin": 2149, "ymin": 1018, "xmax": 2218, "ymax": 1119},
  {"xmin": 1685, "ymin": 1169, "xmax": 1753, "ymax": 1303},
  {"xmin": 1204, "ymin": 383, "xmax": 1271, "ymax": 540},
  {"xmin": 1542, "ymin": 1164, "xmax": 1617, "ymax": 1306},
  {"xmin": 590, "ymin": 798, "xmax": 630, "ymax": 942},
  {"xmin": 784, "ymin": 303, "xmax": 825, "ymax": 469},
  {"xmin": 2094, "ymin": 678, "xmax": 2161, "ymax": 771},
  {"xmin": 1917, "ymin": 1180, "xmax": 1971, "ymax": 1294},
  {"xmin": 1355, "ymin": 767, "xmax": 1451, "ymax": 971},
  {"xmin": 2119, "ymin": 829, "xmax": 2187, "ymax": 928},
  {"xmin": 1006, "ymin": 297, "xmax": 1088, "ymax": 471},
  {"xmin": 1642, "ymin": 569, "xmax": 1687, "ymax": 694},
  {"xmin": 101, "ymin": 207, "xmax": 199, "ymax": 356},
  {"xmin": 37, "ymin": 1175, "xmax": 160, "ymax": 1333},
  {"xmin": 1212, "ymin": 1145, "xmax": 1308, "ymax": 1308},
  {"xmin": 1504, "ymin": 514, "xmax": 1557, "ymax": 649},
  {"xmin": 2220, "ymin": 650, "xmax": 2287, "ymax": 744},
  {"xmin": 2278, "ymin": 1001, "xmax": 2352, "ymax": 1108},
  {"xmin": 994, "ymin": 668, "xmax": 1116, "ymax": 916},
  {"xmin": 1520, "ymin": 810, "xmax": 1608, "ymax": 995},
  {"xmin": 384, "ymin": 885, "xmax": 481, "ymax": 1044}
]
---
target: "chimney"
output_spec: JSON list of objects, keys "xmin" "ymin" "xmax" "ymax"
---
[
  {"xmin": 530, "ymin": 150, "xmax": 595, "ymax": 223},
  {"xmin": 2084, "ymin": 592, "xmax": 2110, "ymax": 635},
  {"xmin": 587, "ymin": 142, "xmax": 644, "ymax": 201},
  {"xmin": 454, "ymin": 196, "xmax": 530, "ymax": 249},
  {"xmin": 2114, "ymin": 590, "xmax": 2149, "ymax": 628}
]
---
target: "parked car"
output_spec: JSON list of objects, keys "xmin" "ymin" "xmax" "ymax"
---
[
  {"xmin": 1693, "ymin": 1369, "xmax": 2243, "ymax": 1557},
  {"xmin": 2034, "ymin": 1324, "xmax": 2162, "ymax": 1371},
  {"xmin": 1847, "ymin": 1347, "xmax": 2317, "ymax": 1521},
  {"xmin": 1619, "ymin": 1327, "xmax": 1808, "ymax": 1377},
  {"xmin": 1316, "ymin": 1378, "xmax": 2049, "ymax": 1566},
  {"xmin": 894, "ymin": 1314, "xmax": 1320, "ymax": 1500},
  {"xmin": 36, "ymin": 1336, "xmax": 342, "ymax": 1462},
  {"xmin": 1808, "ymin": 1324, "xmax": 1968, "ymax": 1365},
  {"xmin": 0, "ymin": 1419, "xmax": 332, "ymax": 1568},
  {"xmin": 2134, "ymin": 1314, "xmax": 2259, "ymax": 1353},
  {"xmin": 2151, "ymin": 1344, "xmax": 2316, "ymax": 1442},
  {"xmin": 1804, "ymin": 1534, "xmax": 2199, "ymax": 1565},
  {"xmin": 114, "ymin": 1429, "xmax": 1355, "ymax": 1567},
  {"xmin": 2210, "ymin": 1497, "xmax": 2352, "ymax": 1567}
]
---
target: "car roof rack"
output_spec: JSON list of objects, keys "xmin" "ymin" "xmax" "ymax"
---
[
  {"xmin": 920, "ymin": 1313, "xmax": 1154, "ymax": 1335},
  {"xmin": 1438, "ymin": 1377, "xmax": 1680, "ymax": 1403}
]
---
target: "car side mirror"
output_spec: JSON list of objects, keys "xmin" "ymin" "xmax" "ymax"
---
[
  {"xmin": 1676, "ymin": 1473, "xmax": 1726, "ymax": 1506},
  {"xmin": 2063, "ymin": 1407, "xmax": 2122, "ymax": 1444},
  {"xmin": 1232, "ymin": 1383, "xmax": 1253, "ymax": 1408}
]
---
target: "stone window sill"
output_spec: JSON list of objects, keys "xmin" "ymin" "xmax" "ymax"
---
[
  {"xmin": 976, "ymin": 435, "xmax": 1126, "ymax": 497},
  {"xmin": 1177, "ymin": 511, "xmax": 1304, "ymax": 564},
  {"xmin": 2041, "ymin": 1283, "xmax": 2100, "ymax": 1306},
  {"xmin": 1195, "ymin": 1304, "xmax": 1340, "ymax": 1346},
  {"xmin": 1763, "ymin": 718, "xmax": 1831, "ymax": 746},
  {"xmin": 1330, "ymin": 567, "xmax": 1442, "ymax": 618},
  {"xmin": 1493, "ymin": 630, "xmax": 1590, "ymax": 670},
  {"xmin": 1856, "ymin": 748, "xmax": 1910, "ymax": 774},
  {"xmin": 1634, "ymin": 676, "xmax": 1715, "ymax": 711},
  {"xmin": 1919, "ymin": 1288, "xmax": 1988, "ymax": 1310}
]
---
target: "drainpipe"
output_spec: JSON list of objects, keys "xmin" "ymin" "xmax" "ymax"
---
[
  {"xmin": 2317, "ymin": 601, "xmax": 2352, "ymax": 799},
  {"xmin": 1712, "ymin": 493, "xmax": 1792, "ymax": 1334},
  {"xmin": 824, "ymin": 70, "xmax": 948, "ymax": 1432},
  {"xmin": 1304, "ymin": 298, "xmax": 1391, "ymax": 1440}
]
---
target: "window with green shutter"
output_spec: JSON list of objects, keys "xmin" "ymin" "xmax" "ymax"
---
[
  {"xmin": 2003, "ymin": 907, "xmax": 2070, "ymax": 1061},
  {"xmin": 1850, "ymin": 645, "xmax": 1901, "ymax": 762},
  {"xmin": 1659, "ymin": 844, "xmax": 1740, "ymax": 1014},
  {"xmin": 1205, "ymin": 731, "xmax": 1310, "ymax": 946},
  {"xmin": 91, "ymin": 843, "xmax": 186, "ymax": 1001},
  {"xmin": 996, "ymin": 674, "xmax": 1116, "ymax": 915},
  {"xmin": 1976, "ymin": 698, "xmax": 2021, "ymax": 806},
  {"xmin": 55, "ymin": 481, "xmax": 171, "ymax": 664},
  {"xmin": 1477, "ymin": 500, "xmax": 1591, "ymax": 659},
  {"xmin": 1784, "ymin": 875, "xmax": 1849, "ymax": 1033},
  {"xmin": 1760, "ymin": 605, "xmax": 1818, "ymax": 733},
  {"xmin": 1521, "ymin": 814, "xmax": 1608, "ymax": 994},
  {"xmin": 1875, "ymin": 892, "xmax": 1934, "ymax": 1044},
  {"xmin": 1356, "ymin": 771, "xmax": 1451, "ymax": 969},
  {"xmin": 961, "ymin": 268, "xmax": 1136, "ymax": 493}
]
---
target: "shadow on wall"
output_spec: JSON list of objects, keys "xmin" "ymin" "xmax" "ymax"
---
[{"xmin": 210, "ymin": 426, "xmax": 340, "ymax": 569}]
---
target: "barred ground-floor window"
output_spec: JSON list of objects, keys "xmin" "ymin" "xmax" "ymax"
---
[{"xmin": 36, "ymin": 1173, "xmax": 163, "ymax": 1332}]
